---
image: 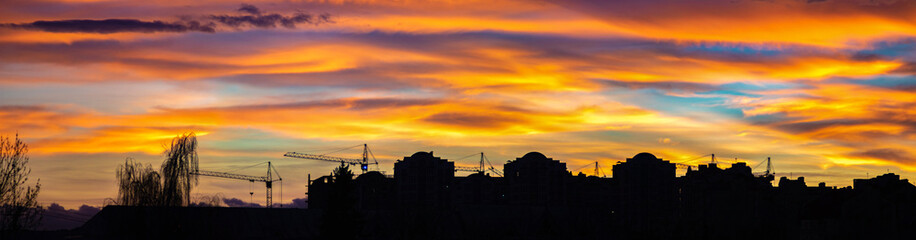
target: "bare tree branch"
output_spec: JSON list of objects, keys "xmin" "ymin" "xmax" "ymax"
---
[{"xmin": 0, "ymin": 133, "xmax": 41, "ymax": 231}]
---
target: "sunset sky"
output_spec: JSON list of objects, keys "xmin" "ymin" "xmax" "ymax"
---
[{"xmin": 2, "ymin": 0, "xmax": 916, "ymax": 208}]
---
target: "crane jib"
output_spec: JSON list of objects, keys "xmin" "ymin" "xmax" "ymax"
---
[
  {"xmin": 189, "ymin": 161, "xmax": 282, "ymax": 207},
  {"xmin": 283, "ymin": 144, "xmax": 378, "ymax": 173}
]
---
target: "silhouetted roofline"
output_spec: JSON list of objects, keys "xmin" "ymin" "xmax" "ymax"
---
[{"xmin": 629, "ymin": 152, "xmax": 659, "ymax": 162}]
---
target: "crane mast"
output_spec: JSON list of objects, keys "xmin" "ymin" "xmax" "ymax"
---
[
  {"xmin": 594, "ymin": 161, "xmax": 606, "ymax": 177},
  {"xmin": 765, "ymin": 157, "xmax": 774, "ymax": 176},
  {"xmin": 191, "ymin": 162, "xmax": 282, "ymax": 207}
]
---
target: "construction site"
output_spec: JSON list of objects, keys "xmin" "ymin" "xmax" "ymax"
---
[{"xmin": 19, "ymin": 143, "xmax": 916, "ymax": 240}]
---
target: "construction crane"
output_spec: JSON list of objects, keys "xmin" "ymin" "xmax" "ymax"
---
[
  {"xmin": 572, "ymin": 161, "xmax": 608, "ymax": 177},
  {"xmin": 284, "ymin": 144, "xmax": 379, "ymax": 174},
  {"xmin": 191, "ymin": 162, "xmax": 282, "ymax": 208},
  {"xmin": 753, "ymin": 157, "xmax": 775, "ymax": 177},
  {"xmin": 674, "ymin": 154, "xmax": 718, "ymax": 169},
  {"xmin": 593, "ymin": 161, "xmax": 608, "ymax": 177},
  {"xmin": 453, "ymin": 152, "xmax": 503, "ymax": 177}
]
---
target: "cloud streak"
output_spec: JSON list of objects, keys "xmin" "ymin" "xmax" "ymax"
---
[
  {"xmin": 2, "ymin": 19, "xmax": 216, "ymax": 33},
  {"xmin": 852, "ymin": 148, "xmax": 914, "ymax": 164},
  {"xmin": 211, "ymin": 4, "xmax": 331, "ymax": 29},
  {"xmin": 38, "ymin": 203, "xmax": 101, "ymax": 230},
  {"xmin": 1, "ymin": 4, "xmax": 330, "ymax": 34}
]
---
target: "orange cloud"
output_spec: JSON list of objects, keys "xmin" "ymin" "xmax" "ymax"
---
[
  {"xmin": 33, "ymin": 127, "xmax": 211, "ymax": 154},
  {"xmin": 555, "ymin": 0, "xmax": 916, "ymax": 47}
]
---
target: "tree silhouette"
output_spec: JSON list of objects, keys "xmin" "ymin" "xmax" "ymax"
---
[
  {"xmin": 332, "ymin": 163, "xmax": 354, "ymax": 185},
  {"xmin": 0, "ymin": 134, "xmax": 41, "ymax": 231},
  {"xmin": 319, "ymin": 163, "xmax": 362, "ymax": 240},
  {"xmin": 114, "ymin": 133, "xmax": 199, "ymax": 207},
  {"xmin": 191, "ymin": 193, "xmax": 224, "ymax": 207},
  {"xmin": 159, "ymin": 132, "xmax": 199, "ymax": 207},
  {"xmin": 115, "ymin": 158, "xmax": 162, "ymax": 206}
]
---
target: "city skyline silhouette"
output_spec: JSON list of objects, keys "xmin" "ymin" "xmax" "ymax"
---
[{"xmin": 14, "ymin": 149, "xmax": 916, "ymax": 239}]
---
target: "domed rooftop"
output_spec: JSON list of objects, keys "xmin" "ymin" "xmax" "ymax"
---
[
  {"xmin": 410, "ymin": 151, "xmax": 434, "ymax": 159},
  {"xmin": 630, "ymin": 152, "xmax": 658, "ymax": 161},
  {"xmin": 521, "ymin": 151, "xmax": 548, "ymax": 160},
  {"xmin": 355, "ymin": 171, "xmax": 386, "ymax": 180}
]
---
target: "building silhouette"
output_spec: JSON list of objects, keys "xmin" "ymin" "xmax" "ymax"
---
[
  {"xmin": 679, "ymin": 161, "xmax": 776, "ymax": 239},
  {"xmin": 393, "ymin": 151, "xmax": 454, "ymax": 209},
  {"xmin": 302, "ymin": 151, "xmax": 916, "ymax": 240},
  {"xmin": 504, "ymin": 152, "xmax": 568, "ymax": 206},
  {"xmin": 452, "ymin": 172, "xmax": 502, "ymax": 206},
  {"xmin": 612, "ymin": 152, "xmax": 676, "ymax": 238}
]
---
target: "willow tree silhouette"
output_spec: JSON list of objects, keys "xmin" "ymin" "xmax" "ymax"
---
[
  {"xmin": 0, "ymin": 133, "xmax": 41, "ymax": 231},
  {"xmin": 159, "ymin": 132, "xmax": 199, "ymax": 206},
  {"xmin": 115, "ymin": 158, "xmax": 162, "ymax": 206},
  {"xmin": 114, "ymin": 132, "xmax": 199, "ymax": 206}
]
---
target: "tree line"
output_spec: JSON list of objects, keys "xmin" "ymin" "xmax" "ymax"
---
[{"xmin": 0, "ymin": 131, "xmax": 211, "ymax": 234}]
